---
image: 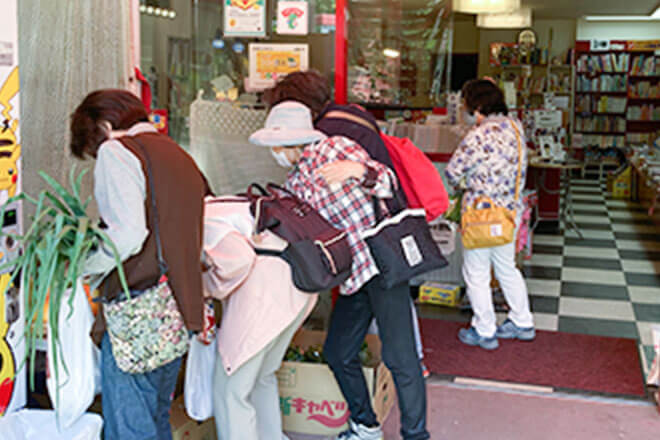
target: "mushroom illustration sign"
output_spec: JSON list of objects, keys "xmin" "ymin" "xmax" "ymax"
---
[
  {"xmin": 224, "ymin": 0, "xmax": 267, "ymax": 37},
  {"xmin": 277, "ymin": 1, "xmax": 309, "ymax": 35},
  {"xmin": 0, "ymin": 0, "xmax": 26, "ymax": 417}
]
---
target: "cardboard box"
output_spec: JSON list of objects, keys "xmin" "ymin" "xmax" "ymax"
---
[
  {"xmin": 277, "ymin": 330, "xmax": 395, "ymax": 436},
  {"xmin": 419, "ymin": 282, "xmax": 461, "ymax": 307},
  {"xmin": 612, "ymin": 165, "xmax": 632, "ymax": 199},
  {"xmin": 170, "ymin": 396, "xmax": 217, "ymax": 440}
]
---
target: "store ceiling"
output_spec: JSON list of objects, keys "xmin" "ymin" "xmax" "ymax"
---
[
  {"xmin": 389, "ymin": 0, "xmax": 659, "ymax": 19},
  {"xmin": 522, "ymin": 0, "xmax": 659, "ymax": 19}
]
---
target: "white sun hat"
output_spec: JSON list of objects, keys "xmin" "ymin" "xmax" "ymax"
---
[{"xmin": 249, "ymin": 101, "xmax": 327, "ymax": 147}]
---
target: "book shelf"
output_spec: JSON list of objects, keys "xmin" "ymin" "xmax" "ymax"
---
[{"xmin": 574, "ymin": 40, "xmax": 660, "ymax": 154}]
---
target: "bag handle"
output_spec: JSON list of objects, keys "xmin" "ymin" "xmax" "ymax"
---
[
  {"xmin": 266, "ymin": 183, "xmax": 295, "ymax": 198},
  {"xmin": 123, "ymin": 137, "xmax": 168, "ymax": 278},
  {"xmin": 511, "ymin": 121, "xmax": 523, "ymax": 205},
  {"xmin": 247, "ymin": 183, "xmax": 271, "ymax": 201},
  {"xmin": 323, "ymin": 110, "xmax": 379, "ymax": 134}
]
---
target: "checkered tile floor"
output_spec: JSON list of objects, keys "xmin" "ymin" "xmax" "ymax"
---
[
  {"xmin": 417, "ymin": 177, "xmax": 659, "ymax": 382},
  {"xmin": 524, "ymin": 178, "xmax": 659, "ymax": 380}
]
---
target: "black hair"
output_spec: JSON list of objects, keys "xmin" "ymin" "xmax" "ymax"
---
[{"xmin": 462, "ymin": 79, "xmax": 508, "ymax": 116}]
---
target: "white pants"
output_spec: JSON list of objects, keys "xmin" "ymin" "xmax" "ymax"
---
[
  {"xmin": 213, "ymin": 305, "xmax": 308, "ymax": 440},
  {"xmin": 369, "ymin": 296, "xmax": 424, "ymax": 360},
  {"xmin": 462, "ymin": 223, "xmax": 534, "ymax": 338}
]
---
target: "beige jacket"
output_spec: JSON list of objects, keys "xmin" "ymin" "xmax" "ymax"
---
[{"xmin": 202, "ymin": 197, "xmax": 317, "ymax": 375}]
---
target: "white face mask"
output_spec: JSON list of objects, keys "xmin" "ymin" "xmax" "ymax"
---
[
  {"xmin": 463, "ymin": 111, "xmax": 477, "ymax": 126},
  {"xmin": 270, "ymin": 148, "xmax": 293, "ymax": 168}
]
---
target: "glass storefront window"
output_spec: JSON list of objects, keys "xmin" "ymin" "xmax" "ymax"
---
[
  {"xmin": 140, "ymin": 0, "xmax": 336, "ymax": 146},
  {"xmin": 346, "ymin": 0, "xmax": 453, "ymax": 109}
]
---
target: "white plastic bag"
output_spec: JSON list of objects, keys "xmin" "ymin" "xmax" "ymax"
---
[
  {"xmin": 184, "ymin": 336, "xmax": 217, "ymax": 421},
  {"xmin": 0, "ymin": 409, "xmax": 103, "ymax": 440},
  {"xmin": 46, "ymin": 280, "xmax": 100, "ymax": 429},
  {"xmin": 647, "ymin": 324, "xmax": 660, "ymax": 387}
]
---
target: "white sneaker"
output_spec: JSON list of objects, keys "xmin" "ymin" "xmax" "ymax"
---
[{"xmin": 335, "ymin": 419, "xmax": 383, "ymax": 440}]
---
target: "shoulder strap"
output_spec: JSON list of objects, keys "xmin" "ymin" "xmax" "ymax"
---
[
  {"xmin": 323, "ymin": 110, "xmax": 379, "ymax": 134},
  {"xmin": 123, "ymin": 136, "xmax": 169, "ymax": 277},
  {"xmin": 510, "ymin": 121, "xmax": 523, "ymax": 204}
]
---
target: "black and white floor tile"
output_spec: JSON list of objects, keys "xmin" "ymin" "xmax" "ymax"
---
[
  {"xmin": 416, "ymin": 176, "xmax": 659, "ymax": 381},
  {"xmin": 525, "ymin": 177, "xmax": 660, "ymax": 380}
]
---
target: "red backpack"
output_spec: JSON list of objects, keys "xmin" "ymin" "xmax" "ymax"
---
[
  {"xmin": 381, "ymin": 133, "xmax": 449, "ymax": 222},
  {"xmin": 320, "ymin": 109, "xmax": 449, "ymax": 221}
]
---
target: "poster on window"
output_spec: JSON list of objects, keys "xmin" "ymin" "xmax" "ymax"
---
[
  {"xmin": 248, "ymin": 43, "xmax": 309, "ymax": 90},
  {"xmin": 0, "ymin": 0, "xmax": 26, "ymax": 417},
  {"xmin": 224, "ymin": 0, "xmax": 267, "ymax": 38},
  {"xmin": 277, "ymin": 1, "xmax": 309, "ymax": 35}
]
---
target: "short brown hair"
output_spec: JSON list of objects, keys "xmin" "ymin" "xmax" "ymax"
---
[
  {"xmin": 462, "ymin": 79, "xmax": 508, "ymax": 116},
  {"xmin": 70, "ymin": 89, "xmax": 149, "ymax": 158},
  {"xmin": 262, "ymin": 70, "xmax": 331, "ymax": 117}
]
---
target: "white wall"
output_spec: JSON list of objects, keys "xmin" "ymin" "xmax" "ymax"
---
[{"xmin": 577, "ymin": 19, "xmax": 660, "ymax": 40}]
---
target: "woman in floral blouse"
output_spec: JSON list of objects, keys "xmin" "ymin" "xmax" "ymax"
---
[{"xmin": 446, "ymin": 80, "xmax": 535, "ymax": 350}]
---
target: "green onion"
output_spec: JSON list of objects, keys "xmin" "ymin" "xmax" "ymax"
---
[{"xmin": 0, "ymin": 165, "xmax": 130, "ymax": 412}]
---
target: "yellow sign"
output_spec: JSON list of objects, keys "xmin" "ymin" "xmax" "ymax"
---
[
  {"xmin": 627, "ymin": 40, "xmax": 660, "ymax": 52},
  {"xmin": 0, "ymin": 67, "xmax": 20, "ymax": 198},
  {"xmin": 0, "ymin": 274, "xmax": 15, "ymax": 415},
  {"xmin": 248, "ymin": 43, "xmax": 309, "ymax": 90}
]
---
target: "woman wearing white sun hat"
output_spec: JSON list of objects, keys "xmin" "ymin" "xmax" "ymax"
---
[{"xmin": 250, "ymin": 101, "xmax": 429, "ymax": 440}]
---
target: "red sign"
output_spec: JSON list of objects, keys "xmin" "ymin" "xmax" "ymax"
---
[{"xmin": 149, "ymin": 109, "xmax": 168, "ymax": 135}]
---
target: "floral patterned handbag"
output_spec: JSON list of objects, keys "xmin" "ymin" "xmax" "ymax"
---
[{"xmin": 103, "ymin": 139, "xmax": 189, "ymax": 374}]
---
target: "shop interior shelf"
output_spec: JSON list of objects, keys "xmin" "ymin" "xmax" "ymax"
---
[
  {"xmin": 579, "ymin": 111, "xmax": 626, "ymax": 116},
  {"xmin": 576, "ymin": 91, "xmax": 628, "ymax": 95},
  {"xmin": 575, "ymin": 130, "xmax": 626, "ymax": 135}
]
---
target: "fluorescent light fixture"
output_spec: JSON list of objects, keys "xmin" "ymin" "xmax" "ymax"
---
[
  {"xmin": 383, "ymin": 48, "xmax": 401, "ymax": 58},
  {"xmin": 585, "ymin": 6, "xmax": 660, "ymax": 20},
  {"xmin": 477, "ymin": 7, "xmax": 532, "ymax": 28},
  {"xmin": 453, "ymin": 0, "xmax": 520, "ymax": 14}
]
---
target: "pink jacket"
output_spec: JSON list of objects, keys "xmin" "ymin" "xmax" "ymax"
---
[{"xmin": 202, "ymin": 197, "xmax": 317, "ymax": 375}]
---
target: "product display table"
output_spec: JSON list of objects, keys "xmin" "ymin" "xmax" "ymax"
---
[
  {"xmin": 529, "ymin": 157, "xmax": 585, "ymax": 238},
  {"xmin": 630, "ymin": 158, "xmax": 660, "ymax": 216}
]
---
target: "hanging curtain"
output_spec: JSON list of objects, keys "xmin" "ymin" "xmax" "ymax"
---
[{"xmin": 17, "ymin": 0, "xmax": 132, "ymax": 212}]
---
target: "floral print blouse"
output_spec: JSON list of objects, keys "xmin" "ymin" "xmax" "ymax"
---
[{"xmin": 445, "ymin": 115, "xmax": 527, "ymax": 213}]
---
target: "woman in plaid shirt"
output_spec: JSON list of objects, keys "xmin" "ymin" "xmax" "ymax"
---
[{"xmin": 250, "ymin": 101, "xmax": 430, "ymax": 440}]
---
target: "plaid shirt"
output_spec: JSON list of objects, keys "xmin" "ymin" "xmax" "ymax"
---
[{"xmin": 285, "ymin": 136, "xmax": 395, "ymax": 295}]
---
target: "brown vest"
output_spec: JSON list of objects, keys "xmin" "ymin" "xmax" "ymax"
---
[{"xmin": 92, "ymin": 132, "xmax": 208, "ymax": 344}]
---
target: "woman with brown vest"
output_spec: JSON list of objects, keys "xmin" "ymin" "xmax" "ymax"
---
[{"xmin": 70, "ymin": 90, "xmax": 208, "ymax": 440}]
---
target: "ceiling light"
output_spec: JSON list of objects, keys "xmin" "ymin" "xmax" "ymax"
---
[
  {"xmin": 477, "ymin": 7, "xmax": 532, "ymax": 28},
  {"xmin": 453, "ymin": 0, "xmax": 520, "ymax": 14},
  {"xmin": 146, "ymin": 6, "xmax": 154, "ymax": 14},
  {"xmin": 383, "ymin": 48, "xmax": 401, "ymax": 58},
  {"xmin": 139, "ymin": 5, "xmax": 147, "ymax": 13},
  {"xmin": 168, "ymin": 10, "xmax": 177, "ymax": 19}
]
